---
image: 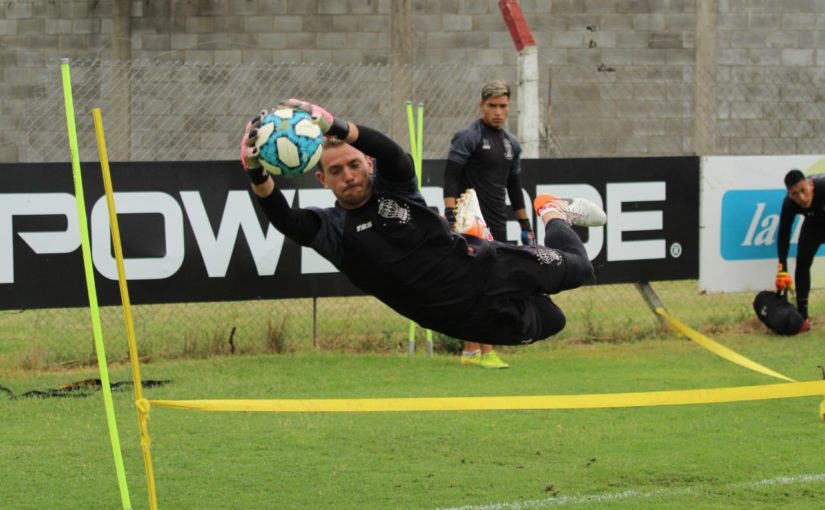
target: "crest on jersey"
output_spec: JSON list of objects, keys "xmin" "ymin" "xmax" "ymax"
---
[
  {"xmin": 377, "ymin": 197, "xmax": 411, "ymax": 224},
  {"xmin": 503, "ymin": 137, "xmax": 514, "ymax": 160},
  {"xmin": 535, "ymin": 247, "xmax": 562, "ymax": 266}
]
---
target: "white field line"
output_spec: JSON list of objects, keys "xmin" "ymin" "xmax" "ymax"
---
[{"xmin": 433, "ymin": 472, "xmax": 825, "ymax": 510}]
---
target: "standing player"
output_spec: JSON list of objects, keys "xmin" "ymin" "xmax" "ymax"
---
[
  {"xmin": 443, "ymin": 80, "xmax": 534, "ymax": 368},
  {"xmin": 241, "ymin": 99, "xmax": 606, "ymax": 347},
  {"xmin": 775, "ymin": 169, "xmax": 823, "ymax": 332}
]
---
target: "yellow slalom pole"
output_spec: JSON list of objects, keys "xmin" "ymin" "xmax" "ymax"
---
[
  {"xmin": 416, "ymin": 102, "xmax": 424, "ymax": 186},
  {"xmin": 92, "ymin": 108, "xmax": 159, "ymax": 510},
  {"xmin": 405, "ymin": 101, "xmax": 418, "ymax": 175},
  {"xmin": 404, "ymin": 101, "xmax": 433, "ymax": 357},
  {"xmin": 60, "ymin": 59, "xmax": 132, "ymax": 510},
  {"xmin": 416, "ymin": 102, "xmax": 433, "ymax": 357},
  {"xmin": 405, "ymin": 101, "xmax": 418, "ymax": 357}
]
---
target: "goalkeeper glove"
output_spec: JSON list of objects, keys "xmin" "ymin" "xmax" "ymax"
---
[
  {"xmin": 775, "ymin": 263, "xmax": 793, "ymax": 292},
  {"xmin": 240, "ymin": 110, "xmax": 270, "ymax": 185},
  {"xmin": 519, "ymin": 218, "xmax": 536, "ymax": 246},
  {"xmin": 278, "ymin": 98, "xmax": 350, "ymax": 140}
]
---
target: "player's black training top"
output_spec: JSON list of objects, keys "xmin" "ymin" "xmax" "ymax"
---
[
  {"xmin": 443, "ymin": 119, "xmax": 526, "ymax": 237},
  {"xmin": 257, "ymin": 125, "xmax": 498, "ymax": 331},
  {"xmin": 777, "ymin": 173, "xmax": 825, "ymax": 269}
]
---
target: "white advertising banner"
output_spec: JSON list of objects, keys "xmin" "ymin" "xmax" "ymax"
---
[{"xmin": 700, "ymin": 155, "xmax": 825, "ymax": 293}]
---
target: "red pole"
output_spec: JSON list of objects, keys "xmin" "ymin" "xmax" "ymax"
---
[{"xmin": 498, "ymin": 0, "xmax": 536, "ymax": 52}]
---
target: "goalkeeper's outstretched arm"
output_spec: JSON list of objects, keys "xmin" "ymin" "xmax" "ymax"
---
[
  {"xmin": 255, "ymin": 188, "xmax": 321, "ymax": 246},
  {"xmin": 349, "ymin": 124, "xmax": 415, "ymax": 183},
  {"xmin": 278, "ymin": 98, "xmax": 415, "ymax": 183}
]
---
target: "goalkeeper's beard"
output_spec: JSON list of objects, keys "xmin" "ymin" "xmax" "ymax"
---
[{"xmin": 336, "ymin": 181, "xmax": 372, "ymax": 209}]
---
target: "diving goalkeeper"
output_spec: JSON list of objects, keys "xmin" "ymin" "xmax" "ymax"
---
[{"xmin": 240, "ymin": 99, "xmax": 606, "ymax": 345}]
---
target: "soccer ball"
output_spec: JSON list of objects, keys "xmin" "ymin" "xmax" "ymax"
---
[{"xmin": 256, "ymin": 107, "xmax": 324, "ymax": 177}]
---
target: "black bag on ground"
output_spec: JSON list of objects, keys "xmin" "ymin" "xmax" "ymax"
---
[{"xmin": 752, "ymin": 289, "xmax": 804, "ymax": 335}]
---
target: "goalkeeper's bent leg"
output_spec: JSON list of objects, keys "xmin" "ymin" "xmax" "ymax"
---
[{"xmin": 544, "ymin": 218, "xmax": 593, "ymax": 289}]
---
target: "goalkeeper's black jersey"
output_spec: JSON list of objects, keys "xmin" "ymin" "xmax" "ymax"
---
[{"xmin": 257, "ymin": 125, "xmax": 496, "ymax": 328}]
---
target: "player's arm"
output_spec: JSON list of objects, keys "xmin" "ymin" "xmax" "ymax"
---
[
  {"xmin": 350, "ymin": 124, "xmax": 416, "ymax": 183},
  {"xmin": 279, "ymin": 98, "xmax": 414, "ymax": 183},
  {"xmin": 256, "ymin": 192, "xmax": 321, "ymax": 246},
  {"xmin": 506, "ymin": 152, "xmax": 534, "ymax": 245},
  {"xmin": 776, "ymin": 199, "xmax": 796, "ymax": 272},
  {"xmin": 775, "ymin": 198, "xmax": 796, "ymax": 290},
  {"xmin": 506, "ymin": 172, "xmax": 528, "ymax": 217},
  {"xmin": 443, "ymin": 159, "xmax": 465, "ymax": 229}
]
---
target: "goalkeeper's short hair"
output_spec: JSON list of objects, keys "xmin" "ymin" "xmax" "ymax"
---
[{"xmin": 784, "ymin": 169, "xmax": 806, "ymax": 189}]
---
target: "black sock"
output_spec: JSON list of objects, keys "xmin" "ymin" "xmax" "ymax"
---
[{"xmin": 798, "ymin": 299, "xmax": 808, "ymax": 319}]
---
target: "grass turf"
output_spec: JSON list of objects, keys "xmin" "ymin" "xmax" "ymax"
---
[{"xmin": 1, "ymin": 331, "xmax": 824, "ymax": 509}]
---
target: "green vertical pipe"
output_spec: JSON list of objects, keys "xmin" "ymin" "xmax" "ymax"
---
[{"xmin": 61, "ymin": 58, "xmax": 132, "ymax": 510}]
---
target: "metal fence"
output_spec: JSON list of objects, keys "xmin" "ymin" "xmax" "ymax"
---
[
  {"xmin": 25, "ymin": 60, "xmax": 825, "ymax": 163},
  {"xmin": 4, "ymin": 58, "xmax": 825, "ymax": 369}
]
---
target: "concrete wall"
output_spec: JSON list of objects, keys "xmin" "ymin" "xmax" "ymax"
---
[{"xmin": 2, "ymin": 0, "xmax": 825, "ymax": 161}]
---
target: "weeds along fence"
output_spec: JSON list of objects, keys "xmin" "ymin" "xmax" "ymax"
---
[{"xmin": 4, "ymin": 59, "xmax": 825, "ymax": 369}]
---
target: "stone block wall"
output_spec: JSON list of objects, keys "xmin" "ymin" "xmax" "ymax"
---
[{"xmin": 2, "ymin": 0, "xmax": 825, "ymax": 161}]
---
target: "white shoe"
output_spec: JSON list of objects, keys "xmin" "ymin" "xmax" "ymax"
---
[
  {"xmin": 454, "ymin": 189, "xmax": 493, "ymax": 240},
  {"xmin": 559, "ymin": 198, "xmax": 607, "ymax": 227},
  {"xmin": 534, "ymin": 194, "xmax": 606, "ymax": 227}
]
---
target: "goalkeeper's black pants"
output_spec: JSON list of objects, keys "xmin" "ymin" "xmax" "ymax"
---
[{"xmin": 436, "ymin": 218, "xmax": 593, "ymax": 346}]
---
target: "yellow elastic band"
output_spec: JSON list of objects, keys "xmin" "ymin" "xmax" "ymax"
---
[
  {"xmin": 655, "ymin": 307, "xmax": 795, "ymax": 382},
  {"xmin": 148, "ymin": 380, "xmax": 825, "ymax": 413}
]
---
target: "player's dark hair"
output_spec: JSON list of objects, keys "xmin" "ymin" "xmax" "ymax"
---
[{"xmin": 784, "ymin": 169, "xmax": 806, "ymax": 189}]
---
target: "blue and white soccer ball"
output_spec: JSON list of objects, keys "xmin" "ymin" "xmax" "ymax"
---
[{"xmin": 257, "ymin": 107, "xmax": 324, "ymax": 177}]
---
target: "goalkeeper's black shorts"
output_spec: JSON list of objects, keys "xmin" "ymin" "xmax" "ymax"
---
[{"xmin": 418, "ymin": 237, "xmax": 593, "ymax": 346}]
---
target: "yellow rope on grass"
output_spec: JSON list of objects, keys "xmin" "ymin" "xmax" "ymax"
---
[
  {"xmin": 655, "ymin": 307, "xmax": 795, "ymax": 382},
  {"xmin": 143, "ymin": 380, "xmax": 825, "ymax": 414}
]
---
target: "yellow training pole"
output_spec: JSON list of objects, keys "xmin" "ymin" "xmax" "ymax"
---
[
  {"xmin": 405, "ymin": 102, "xmax": 418, "ymax": 357},
  {"xmin": 416, "ymin": 102, "xmax": 434, "ymax": 357},
  {"xmin": 404, "ymin": 101, "xmax": 433, "ymax": 357},
  {"xmin": 405, "ymin": 101, "xmax": 418, "ymax": 175},
  {"xmin": 92, "ymin": 108, "xmax": 159, "ymax": 510},
  {"xmin": 60, "ymin": 58, "xmax": 133, "ymax": 510},
  {"xmin": 416, "ymin": 102, "xmax": 424, "ymax": 187}
]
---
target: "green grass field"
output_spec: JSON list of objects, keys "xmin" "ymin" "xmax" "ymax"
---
[
  {"xmin": 6, "ymin": 284, "xmax": 825, "ymax": 371},
  {"xmin": 2, "ymin": 329, "xmax": 824, "ymax": 509}
]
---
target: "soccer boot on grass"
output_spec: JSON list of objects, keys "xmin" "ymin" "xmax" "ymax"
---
[
  {"xmin": 460, "ymin": 351, "xmax": 482, "ymax": 366},
  {"xmin": 534, "ymin": 194, "xmax": 607, "ymax": 227},
  {"xmin": 454, "ymin": 188, "xmax": 493, "ymax": 241},
  {"xmin": 480, "ymin": 351, "xmax": 509, "ymax": 369}
]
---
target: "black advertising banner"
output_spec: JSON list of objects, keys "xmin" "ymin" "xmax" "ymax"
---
[
  {"xmin": 0, "ymin": 156, "xmax": 698, "ymax": 310},
  {"xmin": 520, "ymin": 157, "xmax": 700, "ymax": 284}
]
